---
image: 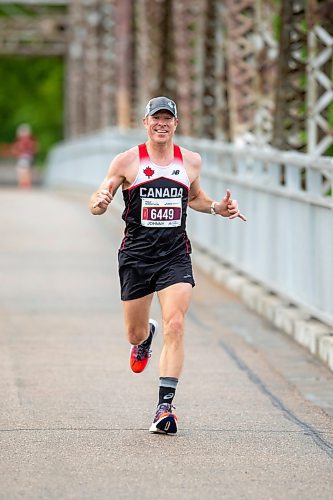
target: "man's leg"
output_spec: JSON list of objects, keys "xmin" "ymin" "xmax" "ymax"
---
[
  {"xmin": 149, "ymin": 282, "xmax": 192, "ymax": 434},
  {"xmin": 122, "ymin": 293, "xmax": 154, "ymax": 346},
  {"xmin": 122, "ymin": 293, "xmax": 158, "ymax": 373},
  {"xmin": 157, "ymin": 282, "xmax": 193, "ymax": 378}
]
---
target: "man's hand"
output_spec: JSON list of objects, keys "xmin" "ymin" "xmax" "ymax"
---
[
  {"xmin": 92, "ymin": 180, "xmax": 114, "ymax": 210},
  {"xmin": 216, "ymin": 190, "xmax": 247, "ymax": 221}
]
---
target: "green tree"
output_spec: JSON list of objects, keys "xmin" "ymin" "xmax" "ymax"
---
[{"xmin": 0, "ymin": 56, "xmax": 64, "ymax": 164}]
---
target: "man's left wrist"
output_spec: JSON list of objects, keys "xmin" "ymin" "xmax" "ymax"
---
[{"xmin": 210, "ymin": 201, "xmax": 218, "ymax": 215}]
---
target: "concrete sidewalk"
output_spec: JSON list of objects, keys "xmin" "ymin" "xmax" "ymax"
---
[{"xmin": 1, "ymin": 187, "xmax": 333, "ymax": 499}]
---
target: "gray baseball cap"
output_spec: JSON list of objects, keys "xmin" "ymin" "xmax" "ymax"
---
[{"xmin": 144, "ymin": 96, "xmax": 178, "ymax": 118}]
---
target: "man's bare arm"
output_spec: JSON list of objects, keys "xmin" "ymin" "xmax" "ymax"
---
[
  {"xmin": 89, "ymin": 153, "xmax": 127, "ymax": 215},
  {"xmin": 188, "ymin": 177, "xmax": 214, "ymax": 213},
  {"xmin": 188, "ymin": 153, "xmax": 247, "ymax": 221}
]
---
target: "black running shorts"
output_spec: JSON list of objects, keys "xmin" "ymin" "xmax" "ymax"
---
[{"xmin": 118, "ymin": 251, "xmax": 195, "ymax": 301}]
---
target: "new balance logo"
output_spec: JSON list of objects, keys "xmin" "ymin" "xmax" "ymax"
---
[{"xmin": 171, "ymin": 169, "xmax": 180, "ymax": 175}]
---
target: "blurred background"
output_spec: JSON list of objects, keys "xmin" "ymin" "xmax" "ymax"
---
[
  {"xmin": 0, "ymin": 0, "xmax": 332, "ymax": 162},
  {"xmin": 0, "ymin": 0, "xmax": 332, "ymax": 332},
  {"xmin": 1, "ymin": 5, "xmax": 333, "ymax": 497}
]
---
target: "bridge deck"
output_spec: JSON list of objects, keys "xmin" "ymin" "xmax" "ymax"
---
[{"xmin": 1, "ymin": 187, "xmax": 333, "ymax": 499}]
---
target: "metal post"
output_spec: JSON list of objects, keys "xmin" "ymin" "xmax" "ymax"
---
[{"xmin": 115, "ymin": 0, "xmax": 133, "ymax": 128}]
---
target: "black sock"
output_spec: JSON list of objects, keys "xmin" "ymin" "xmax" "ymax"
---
[
  {"xmin": 158, "ymin": 377, "xmax": 178, "ymax": 405},
  {"xmin": 140, "ymin": 326, "xmax": 153, "ymax": 347}
]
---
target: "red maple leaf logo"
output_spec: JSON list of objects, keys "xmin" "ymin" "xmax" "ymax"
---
[{"xmin": 143, "ymin": 166, "xmax": 154, "ymax": 178}]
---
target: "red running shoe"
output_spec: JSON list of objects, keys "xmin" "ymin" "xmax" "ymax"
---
[
  {"xmin": 130, "ymin": 319, "xmax": 158, "ymax": 373},
  {"xmin": 149, "ymin": 403, "xmax": 178, "ymax": 434}
]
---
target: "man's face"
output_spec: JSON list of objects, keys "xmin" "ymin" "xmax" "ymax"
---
[{"xmin": 143, "ymin": 111, "xmax": 178, "ymax": 144}]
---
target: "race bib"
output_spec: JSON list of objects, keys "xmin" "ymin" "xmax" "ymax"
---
[{"xmin": 141, "ymin": 198, "xmax": 182, "ymax": 227}]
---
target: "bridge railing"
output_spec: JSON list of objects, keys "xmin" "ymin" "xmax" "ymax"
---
[{"xmin": 46, "ymin": 129, "xmax": 333, "ymax": 326}]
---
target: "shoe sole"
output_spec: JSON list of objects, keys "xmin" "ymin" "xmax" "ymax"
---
[
  {"xmin": 130, "ymin": 319, "xmax": 158, "ymax": 373},
  {"xmin": 149, "ymin": 414, "xmax": 178, "ymax": 435}
]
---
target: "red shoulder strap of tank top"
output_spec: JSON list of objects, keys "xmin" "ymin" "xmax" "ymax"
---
[
  {"xmin": 138, "ymin": 143, "xmax": 149, "ymax": 161},
  {"xmin": 174, "ymin": 144, "xmax": 183, "ymax": 162},
  {"xmin": 139, "ymin": 143, "xmax": 183, "ymax": 162}
]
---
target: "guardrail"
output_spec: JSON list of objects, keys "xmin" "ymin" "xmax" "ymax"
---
[{"xmin": 46, "ymin": 128, "xmax": 333, "ymax": 326}]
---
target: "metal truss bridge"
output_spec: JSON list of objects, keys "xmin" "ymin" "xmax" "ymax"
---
[{"xmin": 2, "ymin": 0, "xmax": 333, "ymax": 333}]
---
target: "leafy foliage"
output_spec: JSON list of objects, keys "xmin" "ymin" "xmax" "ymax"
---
[{"xmin": 0, "ymin": 56, "xmax": 64, "ymax": 164}]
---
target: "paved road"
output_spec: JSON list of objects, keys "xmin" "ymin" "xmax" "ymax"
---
[{"xmin": 1, "ymin": 187, "xmax": 333, "ymax": 500}]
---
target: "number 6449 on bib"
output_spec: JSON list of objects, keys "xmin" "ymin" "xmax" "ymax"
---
[{"xmin": 141, "ymin": 197, "xmax": 182, "ymax": 228}]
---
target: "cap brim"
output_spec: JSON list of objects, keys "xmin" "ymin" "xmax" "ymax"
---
[{"xmin": 147, "ymin": 106, "xmax": 176, "ymax": 117}]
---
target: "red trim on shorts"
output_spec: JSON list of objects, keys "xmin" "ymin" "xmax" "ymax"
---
[{"xmin": 184, "ymin": 232, "xmax": 190, "ymax": 255}]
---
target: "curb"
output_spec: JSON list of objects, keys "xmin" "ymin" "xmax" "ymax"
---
[{"xmin": 192, "ymin": 247, "xmax": 333, "ymax": 373}]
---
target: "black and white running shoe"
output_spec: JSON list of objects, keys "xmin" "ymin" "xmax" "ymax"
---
[{"xmin": 149, "ymin": 403, "xmax": 178, "ymax": 435}]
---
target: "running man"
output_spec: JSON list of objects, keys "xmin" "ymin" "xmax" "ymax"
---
[{"xmin": 89, "ymin": 96, "xmax": 246, "ymax": 435}]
